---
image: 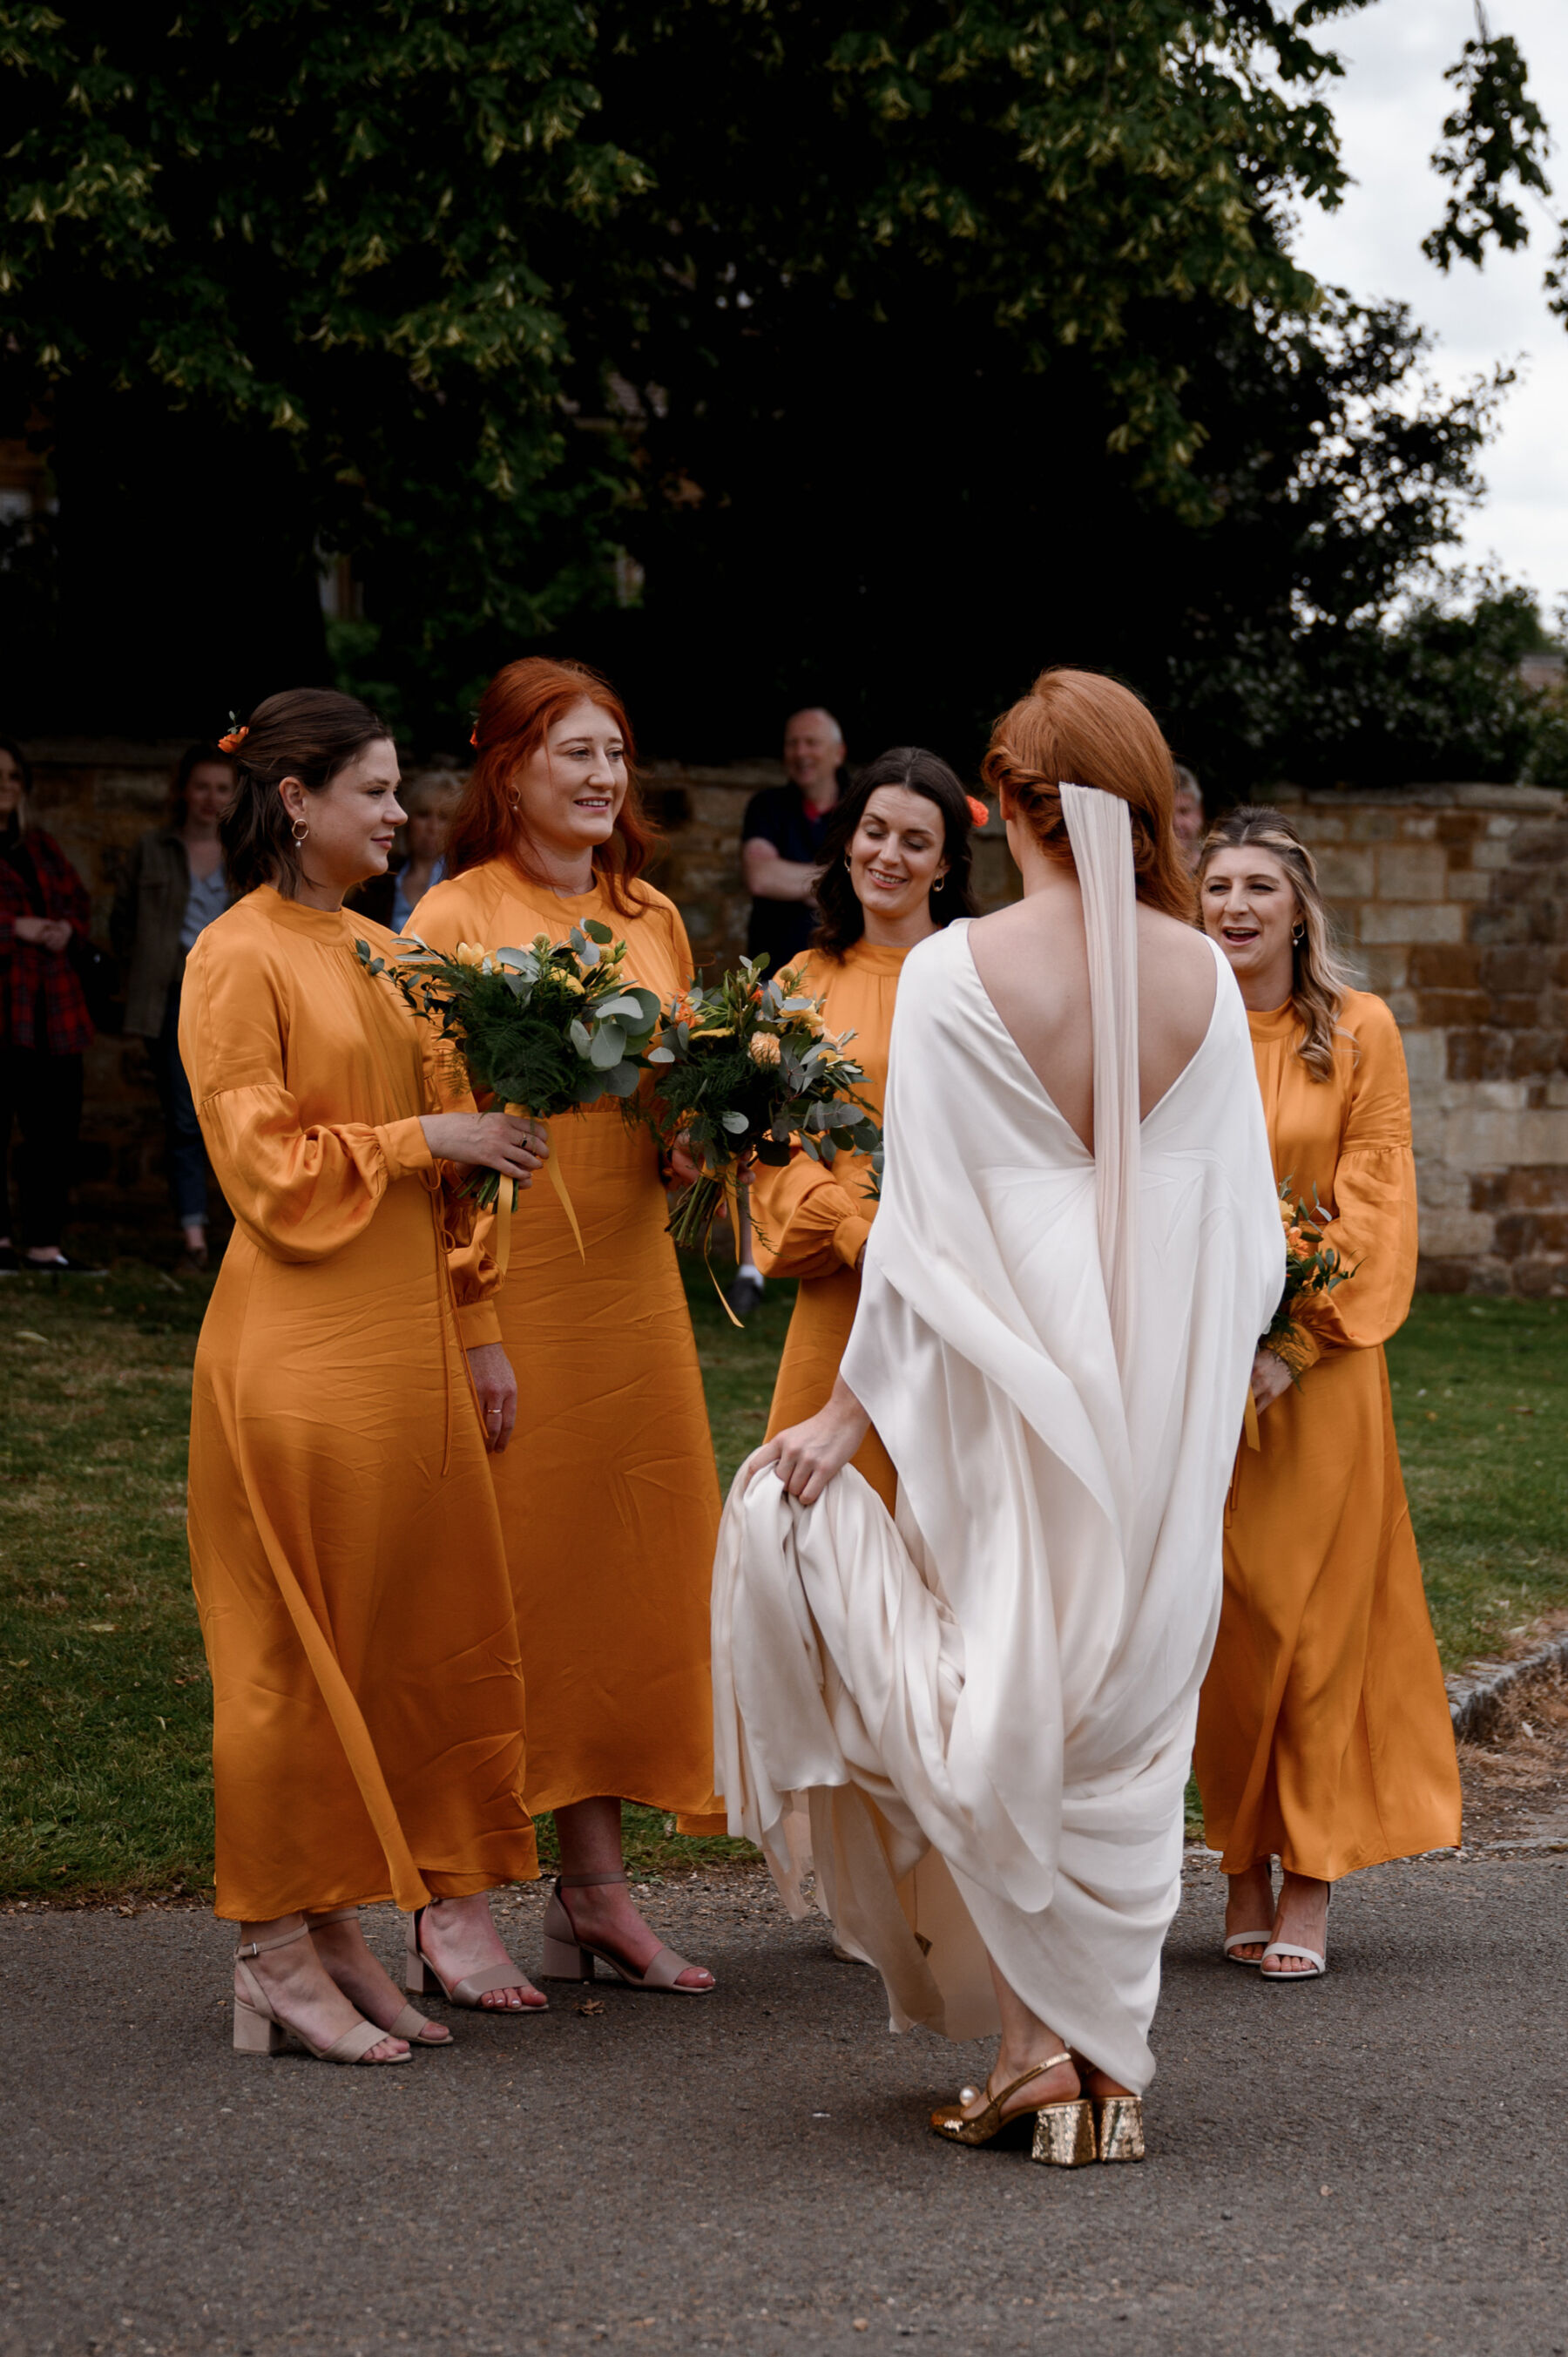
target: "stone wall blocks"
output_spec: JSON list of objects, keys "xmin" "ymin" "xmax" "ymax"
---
[
  {"xmin": 1420, "ymin": 1210, "xmax": 1497, "ymax": 1256},
  {"xmin": 1346, "ymin": 809, "xmax": 1403, "ymax": 843},
  {"xmin": 1446, "ymin": 871, "xmax": 1492, "ymax": 902},
  {"xmin": 1511, "ymin": 1256, "xmax": 1568, "ymax": 1298},
  {"xmin": 1313, "ymin": 850, "xmax": 1376, "ymax": 898},
  {"xmin": 1360, "ymin": 904, "xmax": 1465, "ymax": 945},
  {"xmin": 1436, "ymin": 813, "xmax": 1489, "ymax": 845},
  {"xmin": 1468, "ymin": 907, "xmax": 1530, "ymax": 945},
  {"xmin": 1409, "ymin": 945, "xmax": 1482, "ymax": 987},
  {"xmin": 1456, "ymin": 784, "xmax": 1566, "ymax": 812},
  {"xmin": 1414, "ymin": 991, "xmax": 1489, "ymax": 1028}
]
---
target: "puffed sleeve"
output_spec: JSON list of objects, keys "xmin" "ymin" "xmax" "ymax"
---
[
  {"xmin": 418, "ymin": 1026, "xmax": 504, "ymax": 1350},
  {"xmin": 179, "ymin": 928, "xmax": 435, "ymax": 1265},
  {"xmin": 1290, "ymin": 997, "xmax": 1418, "ymax": 1368},
  {"xmin": 750, "ymin": 1148, "xmax": 874, "ymax": 1281}
]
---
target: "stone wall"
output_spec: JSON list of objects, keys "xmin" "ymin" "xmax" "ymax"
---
[
  {"xmin": 1270, "ymin": 783, "xmax": 1568, "ymax": 1297},
  {"xmin": 15, "ymin": 742, "xmax": 1567, "ymax": 1292}
]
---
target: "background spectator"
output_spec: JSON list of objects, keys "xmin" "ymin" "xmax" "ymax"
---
[
  {"xmin": 354, "ymin": 775, "xmax": 459, "ymax": 934},
  {"xmin": 1173, "ymin": 764, "xmax": 1206, "ymax": 871},
  {"xmin": 0, "ymin": 734, "xmax": 103, "ymax": 1272},
  {"xmin": 740, "ymin": 707, "xmax": 848, "ymax": 973},
  {"xmin": 112, "ymin": 742, "xmax": 236, "ymax": 1270}
]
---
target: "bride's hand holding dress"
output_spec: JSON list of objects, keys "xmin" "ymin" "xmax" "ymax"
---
[{"xmin": 752, "ymin": 1378, "xmax": 870, "ymax": 1504}]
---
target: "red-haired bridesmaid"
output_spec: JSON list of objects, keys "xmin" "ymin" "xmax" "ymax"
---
[{"xmin": 413, "ymin": 659, "xmax": 719, "ymax": 1994}]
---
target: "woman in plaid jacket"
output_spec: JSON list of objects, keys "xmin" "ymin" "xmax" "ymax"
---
[{"xmin": 0, "ymin": 735, "xmax": 100, "ymax": 1272}]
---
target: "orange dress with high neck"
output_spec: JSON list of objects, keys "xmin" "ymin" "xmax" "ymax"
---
[
  {"xmin": 180, "ymin": 885, "xmax": 536, "ymax": 1922},
  {"xmin": 412, "ymin": 862, "xmax": 724, "ymax": 1829},
  {"xmin": 748, "ymin": 938, "xmax": 907, "ymax": 1511},
  {"xmin": 1194, "ymin": 989, "xmax": 1462, "ymax": 1879}
]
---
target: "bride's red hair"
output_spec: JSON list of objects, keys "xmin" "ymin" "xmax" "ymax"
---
[
  {"xmin": 980, "ymin": 668, "xmax": 1194, "ymax": 921},
  {"xmin": 446, "ymin": 656, "xmax": 658, "ymax": 914}
]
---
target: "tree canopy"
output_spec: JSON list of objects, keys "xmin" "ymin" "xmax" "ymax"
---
[{"xmin": 3, "ymin": 0, "xmax": 1564, "ymax": 785}]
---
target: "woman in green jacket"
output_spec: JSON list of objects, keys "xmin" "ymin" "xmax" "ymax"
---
[{"xmin": 112, "ymin": 742, "xmax": 236, "ymax": 1268}]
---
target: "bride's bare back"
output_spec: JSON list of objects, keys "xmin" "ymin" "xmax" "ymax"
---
[{"xmin": 969, "ymin": 864, "xmax": 1216, "ymax": 1152}]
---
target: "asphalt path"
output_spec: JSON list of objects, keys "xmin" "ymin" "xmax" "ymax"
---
[{"xmin": 3, "ymin": 1855, "xmax": 1565, "ymax": 2357}]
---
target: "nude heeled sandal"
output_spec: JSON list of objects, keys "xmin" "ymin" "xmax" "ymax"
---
[
  {"xmin": 404, "ymin": 1903, "xmax": 544, "ymax": 2011},
  {"xmin": 1260, "ymin": 1884, "xmax": 1331, "ymax": 1982},
  {"xmin": 306, "ymin": 1906, "xmax": 450, "ymax": 2047},
  {"xmin": 930, "ymin": 2053, "xmax": 1097, "ymax": 2166},
  {"xmin": 540, "ymin": 1871, "xmax": 713, "ymax": 1994},
  {"xmin": 233, "ymin": 1924, "xmax": 409, "ymax": 2063}
]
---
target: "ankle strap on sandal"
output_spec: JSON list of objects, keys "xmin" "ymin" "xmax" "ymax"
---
[
  {"xmin": 558, "ymin": 1871, "xmax": 629, "ymax": 1889},
  {"xmin": 234, "ymin": 1923, "xmax": 314, "ymax": 1961}
]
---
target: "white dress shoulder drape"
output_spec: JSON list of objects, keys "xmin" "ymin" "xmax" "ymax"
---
[{"xmin": 711, "ymin": 789, "xmax": 1282, "ymax": 2091}]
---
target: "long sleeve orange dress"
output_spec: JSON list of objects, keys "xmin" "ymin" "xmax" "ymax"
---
[
  {"xmin": 180, "ymin": 885, "xmax": 537, "ymax": 1923},
  {"xmin": 1194, "ymin": 988, "xmax": 1462, "ymax": 1880},
  {"xmin": 748, "ymin": 939, "xmax": 906, "ymax": 1512},
  {"xmin": 411, "ymin": 863, "xmax": 724, "ymax": 1829}
]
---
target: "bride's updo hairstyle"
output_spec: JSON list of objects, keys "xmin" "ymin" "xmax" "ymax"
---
[
  {"xmin": 447, "ymin": 655, "xmax": 656, "ymax": 917},
  {"xmin": 220, "ymin": 687, "xmax": 391, "ymax": 898},
  {"xmin": 1196, "ymin": 805, "xmax": 1350, "ymax": 1081},
  {"xmin": 979, "ymin": 667, "xmax": 1194, "ymax": 922}
]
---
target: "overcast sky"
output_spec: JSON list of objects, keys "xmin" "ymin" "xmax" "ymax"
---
[{"xmin": 1288, "ymin": 0, "xmax": 1568, "ymax": 622}]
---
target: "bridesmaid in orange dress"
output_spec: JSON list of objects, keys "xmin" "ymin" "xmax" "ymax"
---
[
  {"xmin": 751, "ymin": 751, "xmax": 982, "ymax": 1512},
  {"xmin": 1193, "ymin": 806, "xmax": 1461, "ymax": 1981},
  {"xmin": 185, "ymin": 689, "xmax": 551, "ymax": 2065},
  {"xmin": 414, "ymin": 659, "xmax": 719, "ymax": 1995}
]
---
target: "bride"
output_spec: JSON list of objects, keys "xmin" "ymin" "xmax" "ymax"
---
[{"xmin": 712, "ymin": 668, "xmax": 1283, "ymax": 2165}]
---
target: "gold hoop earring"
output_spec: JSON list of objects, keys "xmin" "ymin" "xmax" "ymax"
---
[
  {"xmin": 933, "ymin": 873, "xmax": 947, "ymax": 895},
  {"xmin": 843, "ymin": 852, "xmax": 854, "ymax": 872},
  {"xmin": 1292, "ymin": 923, "xmax": 1305, "ymax": 944},
  {"xmin": 291, "ymin": 819, "xmax": 309, "ymax": 845}
]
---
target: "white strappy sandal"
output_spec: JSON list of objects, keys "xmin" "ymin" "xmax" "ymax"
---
[
  {"xmin": 1222, "ymin": 1930, "xmax": 1274, "ymax": 1968},
  {"xmin": 1260, "ymin": 1886, "xmax": 1331, "ymax": 1981}
]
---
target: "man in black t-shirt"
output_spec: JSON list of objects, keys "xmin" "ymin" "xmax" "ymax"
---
[{"xmin": 740, "ymin": 707, "xmax": 848, "ymax": 972}]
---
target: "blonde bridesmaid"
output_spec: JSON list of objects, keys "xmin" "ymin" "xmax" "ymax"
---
[
  {"xmin": 1193, "ymin": 806, "xmax": 1462, "ymax": 1981},
  {"xmin": 751, "ymin": 750, "xmax": 980, "ymax": 1511},
  {"xmin": 414, "ymin": 658, "xmax": 719, "ymax": 1995},
  {"xmin": 185, "ymin": 688, "xmax": 550, "ymax": 2064}
]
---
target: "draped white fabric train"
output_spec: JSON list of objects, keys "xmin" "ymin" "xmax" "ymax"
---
[{"xmin": 711, "ymin": 791, "xmax": 1282, "ymax": 2090}]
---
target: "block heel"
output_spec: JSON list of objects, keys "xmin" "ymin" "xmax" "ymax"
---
[{"xmin": 540, "ymin": 1931, "xmax": 594, "ymax": 1981}]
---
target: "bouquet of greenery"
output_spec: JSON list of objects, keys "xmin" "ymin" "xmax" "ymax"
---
[
  {"xmin": 645, "ymin": 956, "xmax": 882, "ymax": 1277},
  {"xmin": 1264, "ymin": 1179, "xmax": 1358, "ymax": 1378},
  {"xmin": 356, "ymin": 919, "xmax": 659, "ymax": 1255}
]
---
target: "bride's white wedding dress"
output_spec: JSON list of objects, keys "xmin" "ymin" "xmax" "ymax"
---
[{"xmin": 712, "ymin": 788, "xmax": 1283, "ymax": 2091}]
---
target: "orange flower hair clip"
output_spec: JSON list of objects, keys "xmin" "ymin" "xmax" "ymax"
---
[
  {"xmin": 218, "ymin": 724, "xmax": 249, "ymax": 755},
  {"xmin": 966, "ymin": 796, "xmax": 989, "ymax": 828}
]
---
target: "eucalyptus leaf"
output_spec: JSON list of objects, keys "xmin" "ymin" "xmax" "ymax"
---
[
  {"xmin": 584, "ymin": 919, "xmax": 613, "ymax": 944},
  {"xmin": 589, "ymin": 1019, "xmax": 627, "ymax": 1068},
  {"xmin": 569, "ymin": 1019, "xmax": 592, "ymax": 1056},
  {"xmin": 720, "ymin": 1108, "xmax": 750, "ymax": 1134},
  {"xmin": 646, "ymin": 1045, "xmax": 677, "ymax": 1065}
]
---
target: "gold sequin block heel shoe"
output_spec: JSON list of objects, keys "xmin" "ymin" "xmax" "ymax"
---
[
  {"xmin": 1092, "ymin": 2094, "xmax": 1146, "ymax": 2163},
  {"xmin": 931, "ymin": 2053, "xmax": 1096, "ymax": 2168}
]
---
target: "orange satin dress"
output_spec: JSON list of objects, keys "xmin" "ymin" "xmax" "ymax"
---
[
  {"xmin": 412, "ymin": 863, "xmax": 724, "ymax": 1829},
  {"xmin": 1194, "ymin": 989, "xmax": 1462, "ymax": 1880},
  {"xmin": 749, "ymin": 939, "xmax": 906, "ymax": 1512},
  {"xmin": 180, "ymin": 885, "xmax": 536, "ymax": 1923}
]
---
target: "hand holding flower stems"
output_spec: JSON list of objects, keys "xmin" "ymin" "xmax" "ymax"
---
[
  {"xmin": 358, "ymin": 920, "xmax": 659, "ymax": 1263},
  {"xmin": 1247, "ymin": 1180, "xmax": 1359, "ymax": 1432},
  {"xmin": 644, "ymin": 955, "xmax": 882, "ymax": 1311}
]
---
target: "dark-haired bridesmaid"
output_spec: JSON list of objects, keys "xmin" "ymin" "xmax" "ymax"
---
[
  {"xmin": 414, "ymin": 658, "xmax": 720, "ymax": 1995},
  {"xmin": 184, "ymin": 688, "xmax": 549, "ymax": 2063},
  {"xmin": 750, "ymin": 751, "xmax": 980, "ymax": 1510}
]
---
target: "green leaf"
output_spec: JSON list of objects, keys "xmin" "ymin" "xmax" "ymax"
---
[
  {"xmin": 569, "ymin": 1019, "xmax": 592, "ymax": 1056},
  {"xmin": 720, "ymin": 1108, "xmax": 750, "ymax": 1134},
  {"xmin": 584, "ymin": 918, "xmax": 613, "ymax": 944},
  {"xmin": 588, "ymin": 1018, "xmax": 627, "ymax": 1068}
]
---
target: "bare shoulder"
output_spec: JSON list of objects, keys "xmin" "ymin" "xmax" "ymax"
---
[{"xmin": 1134, "ymin": 901, "xmax": 1215, "ymax": 979}]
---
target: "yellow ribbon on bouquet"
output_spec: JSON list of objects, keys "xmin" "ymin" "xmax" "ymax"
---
[{"xmin": 493, "ymin": 1106, "xmax": 585, "ymax": 1277}]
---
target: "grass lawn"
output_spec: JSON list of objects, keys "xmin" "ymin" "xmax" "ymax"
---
[{"xmin": 3, "ymin": 1258, "xmax": 1563, "ymax": 1904}]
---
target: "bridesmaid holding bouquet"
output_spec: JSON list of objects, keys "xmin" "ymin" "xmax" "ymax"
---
[
  {"xmin": 414, "ymin": 658, "xmax": 720, "ymax": 1995},
  {"xmin": 751, "ymin": 749, "xmax": 980, "ymax": 1511},
  {"xmin": 184, "ymin": 689, "xmax": 549, "ymax": 2064},
  {"xmin": 1193, "ymin": 806, "xmax": 1461, "ymax": 1981}
]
